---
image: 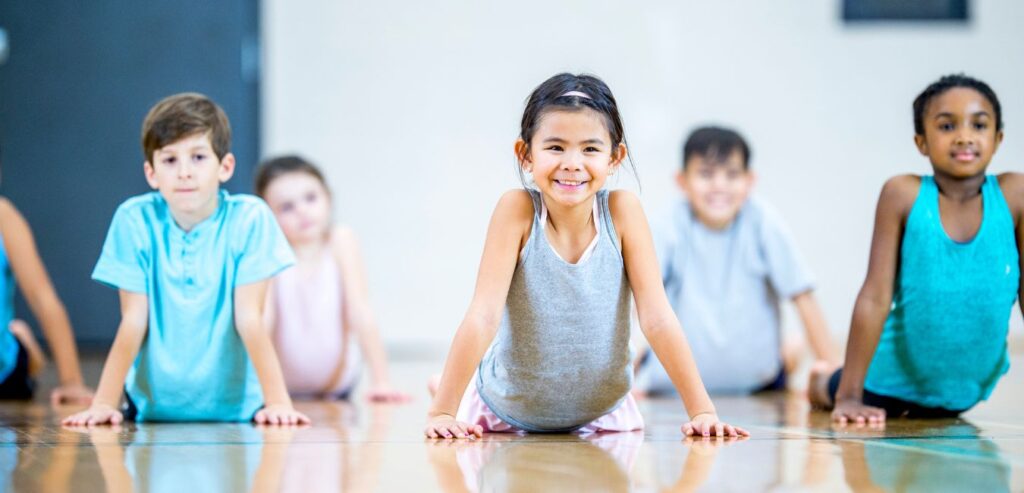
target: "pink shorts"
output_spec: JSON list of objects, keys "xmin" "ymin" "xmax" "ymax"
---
[{"xmin": 456, "ymin": 383, "xmax": 644, "ymax": 434}]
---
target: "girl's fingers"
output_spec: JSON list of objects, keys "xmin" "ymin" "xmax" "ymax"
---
[
  {"xmin": 682, "ymin": 423, "xmax": 695, "ymax": 436},
  {"xmin": 714, "ymin": 423, "xmax": 724, "ymax": 437}
]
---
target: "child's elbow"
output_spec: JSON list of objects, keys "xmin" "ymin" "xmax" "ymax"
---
[
  {"xmin": 638, "ymin": 313, "xmax": 678, "ymax": 339},
  {"xmin": 234, "ymin": 311, "xmax": 264, "ymax": 337}
]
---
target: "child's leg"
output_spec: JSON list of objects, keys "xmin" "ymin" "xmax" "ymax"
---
[
  {"xmin": 9, "ymin": 320, "xmax": 46, "ymax": 376},
  {"xmin": 807, "ymin": 365, "xmax": 964, "ymax": 418},
  {"xmin": 807, "ymin": 361, "xmax": 839, "ymax": 408}
]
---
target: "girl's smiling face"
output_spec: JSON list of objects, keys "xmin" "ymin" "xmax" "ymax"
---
[
  {"xmin": 517, "ymin": 108, "xmax": 626, "ymax": 209},
  {"xmin": 915, "ymin": 87, "xmax": 1003, "ymax": 179},
  {"xmin": 262, "ymin": 171, "xmax": 332, "ymax": 245}
]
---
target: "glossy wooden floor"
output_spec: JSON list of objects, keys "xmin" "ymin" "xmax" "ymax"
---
[{"xmin": 3, "ymin": 356, "xmax": 1024, "ymax": 492}]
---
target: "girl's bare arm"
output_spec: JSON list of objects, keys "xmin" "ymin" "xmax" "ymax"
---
[
  {"xmin": 425, "ymin": 190, "xmax": 532, "ymax": 438},
  {"xmin": 0, "ymin": 198, "xmax": 91, "ymax": 403},
  {"xmin": 833, "ymin": 175, "xmax": 918, "ymax": 423}
]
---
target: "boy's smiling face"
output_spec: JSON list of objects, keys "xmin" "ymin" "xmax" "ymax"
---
[
  {"xmin": 144, "ymin": 132, "xmax": 234, "ymax": 230},
  {"xmin": 677, "ymin": 149, "xmax": 754, "ymax": 230}
]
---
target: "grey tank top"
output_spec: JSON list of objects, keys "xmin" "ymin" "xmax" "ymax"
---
[{"xmin": 476, "ymin": 189, "xmax": 633, "ymax": 432}]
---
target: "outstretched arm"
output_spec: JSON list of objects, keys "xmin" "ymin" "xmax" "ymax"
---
[
  {"xmin": 331, "ymin": 226, "xmax": 408, "ymax": 402},
  {"xmin": 0, "ymin": 198, "xmax": 92, "ymax": 404},
  {"xmin": 610, "ymin": 191, "xmax": 746, "ymax": 437},
  {"xmin": 832, "ymin": 175, "xmax": 917, "ymax": 424},
  {"xmin": 792, "ymin": 291, "xmax": 841, "ymax": 365},
  {"xmin": 62, "ymin": 290, "xmax": 149, "ymax": 426},
  {"xmin": 235, "ymin": 280, "xmax": 310, "ymax": 425},
  {"xmin": 425, "ymin": 191, "xmax": 532, "ymax": 439}
]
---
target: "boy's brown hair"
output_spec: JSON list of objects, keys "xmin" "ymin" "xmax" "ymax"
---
[{"xmin": 141, "ymin": 93, "xmax": 231, "ymax": 162}]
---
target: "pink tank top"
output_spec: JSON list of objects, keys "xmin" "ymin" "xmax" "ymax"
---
[{"xmin": 272, "ymin": 251, "xmax": 361, "ymax": 396}]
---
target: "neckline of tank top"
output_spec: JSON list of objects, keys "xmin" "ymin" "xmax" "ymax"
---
[
  {"xmin": 929, "ymin": 175, "xmax": 992, "ymax": 247},
  {"xmin": 527, "ymin": 196, "xmax": 601, "ymax": 265}
]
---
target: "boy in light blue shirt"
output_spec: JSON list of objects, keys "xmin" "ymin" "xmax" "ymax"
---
[
  {"xmin": 637, "ymin": 126, "xmax": 840, "ymax": 395},
  {"xmin": 63, "ymin": 93, "xmax": 307, "ymax": 424}
]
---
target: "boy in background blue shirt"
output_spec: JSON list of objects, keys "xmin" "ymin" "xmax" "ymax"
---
[
  {"xmin": 637, "ymin": 126, "xmax": 840, "ymax": 395},
  {"xmin": 63, "ymin": 93, "xmax": 307, "ymax": 424}
]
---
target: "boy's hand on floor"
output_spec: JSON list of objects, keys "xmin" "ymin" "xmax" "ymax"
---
[
  {"xmin": 682, "ymin": 412, "xmax": 749, "ymax": 437},
  {"xmin": 50, "ymin": 384, "xmax": 95, "ymax": 406},
  {"xmin": 254, "ymin": 404, "xmax": 310, "ymax": 426},
  {"xmin": 62, "ymin": 402, "xmax": 123, "ymax": 426},
  {"xmin": 832, "ymin": 399, "xmax": 886, "ymax": 425}
]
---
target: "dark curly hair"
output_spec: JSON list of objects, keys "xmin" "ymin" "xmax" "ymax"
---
[{"xmin": 913, "ymin": 74, "xmax": 1002, "ymax": 136}]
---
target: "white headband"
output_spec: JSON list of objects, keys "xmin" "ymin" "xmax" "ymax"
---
[{"xmin": 561, "ymin": 91, "xmax": 591, "ymax": 99}]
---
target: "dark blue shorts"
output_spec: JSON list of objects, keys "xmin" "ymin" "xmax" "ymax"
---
[
  {"xmin": 0, "ymin": 340, "xmax": 35, "ymax": 400},
  {"xmin": 827, "ymin": 368, "xmax": 966, "ymax": 418}
]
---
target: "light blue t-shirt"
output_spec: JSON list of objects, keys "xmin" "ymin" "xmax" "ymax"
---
[
  {"xmin": 0, "ymin": 229, "xmax": 16, "ymax": 383},
  {"xmin": 92, "ymin": 190, "xmax": 295, "ymax": 422},
  {"xmin": 638, "ymin": 197, "xmax": 814, "ymax": 394}
]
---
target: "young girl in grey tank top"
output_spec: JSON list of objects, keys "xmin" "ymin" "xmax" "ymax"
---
[{"xmin": 424, "ymin": 73, "xmax": 749, "ymax": 438}]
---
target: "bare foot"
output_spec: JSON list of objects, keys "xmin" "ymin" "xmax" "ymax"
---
[
  {"xmin": 807, "ymin": 360, "xmax": 837, "ymax": 409},
  {"xmin": 9, "ymin": 320, "xmax": 47, "ymax": 376},
  {"xmin": 427, "ymin": 374, "xmax": 441, "ymax": 398}
]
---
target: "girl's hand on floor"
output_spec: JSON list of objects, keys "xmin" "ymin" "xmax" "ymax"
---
[
  {"xmin": 254, "ymin": 404, "xmax": 311, "ymax": 426},
  {"xmin": 424, "ymin": 413, "xmax": 483, "ymax": 439},
  {"xmin": 51, "ymin": 384, "xmax": 95, "ymax": 406},
  {"xmin": 832, "ymin": 399, "xmax": 886, "ymax": 425},
  {"xmin": 366, "ymin": 386, "xmax": 412, "ymax": 403},
  {"xmin": 62, "ymin": 402, "xmax": 123, "ymax": 427},
  {"xmin": 682, "ymin": 412, "xmax": 749, "ymax": 437}
]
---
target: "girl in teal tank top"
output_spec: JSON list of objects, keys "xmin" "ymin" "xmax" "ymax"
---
[{"xmin": 810, "ymin": 74, "xmax": 1024, "ymax": 422}]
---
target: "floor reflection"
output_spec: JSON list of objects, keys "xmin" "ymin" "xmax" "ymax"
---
[
  {"xmin": 427, "ymin": 432, "xmax": 643, "ymax": 492},
  {"xmin": 2, "ymin": 357, "xmax": 1024, "ymax": 492}
]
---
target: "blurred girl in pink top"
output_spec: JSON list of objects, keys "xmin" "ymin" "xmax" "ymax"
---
[{"xmin": 256, "ymin": 156, "xmax": 408, "ymax": 402}]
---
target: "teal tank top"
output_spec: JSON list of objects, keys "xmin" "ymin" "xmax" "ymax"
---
[
  {"xmin": 865, "ymin": 175, "xmax": 1019, "ymax": 410},
  {"xmin": 0, "ymin": 230, "xmax": 18, "ymax": 382}
]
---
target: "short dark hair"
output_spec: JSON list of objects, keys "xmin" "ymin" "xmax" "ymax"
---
[
  {"xmin": 141, "ymin": 93, "xmax": 231, "ymax": 162},
  {"xmin": 913, "ymin": 74, "xmax": 1002, "ymax": 136},
  {"xmin": 682, "ymin": 126, "xmax": 751, "ymax": 170},
  {"xmin": 254, "ymin": 155, "xmax": 330, "ymax": 198},
  {"xmin": 517, "ymin": 73, "xmax": 637, "ymax": 187}
]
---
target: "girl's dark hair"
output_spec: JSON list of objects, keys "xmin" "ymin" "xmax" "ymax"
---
[
  {"xmin": 517, "ymin": 73, "xmax": 636, "ymax": 187},
  {"xmin": 254, "ymin": 155, "xmax": 330, "ymax": 198},
  {"xmin": 913, "ymin": 74, "xmax": 1002, "ymax": 136}
]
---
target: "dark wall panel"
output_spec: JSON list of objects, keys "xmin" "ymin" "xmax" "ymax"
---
[{"xmin": 0, "ymin": 1, "xmax": 260, "ymax": 348}]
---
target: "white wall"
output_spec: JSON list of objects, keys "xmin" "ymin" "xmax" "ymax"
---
[{"xmin": 262, "ymin": 0, "xmax": 1024, "ymax": 355}]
